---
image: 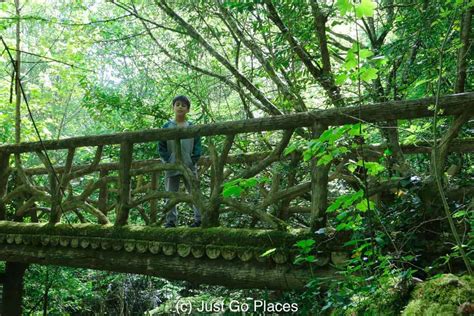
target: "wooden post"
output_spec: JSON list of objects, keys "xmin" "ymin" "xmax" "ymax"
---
[
  {"xmin": 98, "ymin": 169, "xmax": 109, "ymax": 215},
  {"xmin": 49, "ymin": 172, "xmax": 60, "ymax": 224},
  {"xmin": 0, "ymin": 153, "xmax": 10, "ymax": 220},
  {"xmin": 310, "ymin": 123, "xmax": 330, "ymax": 230},
  {"xmin": 1, "ymin": 262, "xmax": 28, "ymax": 316},
  {"xmin": 150, "ymin": 172, "xmax": 158, "ymax": 223},
  {"xmin": 116, "ymin": 142, "xmax": 133, "ymax": 226},
  {"xmin": 278, "ymin": 153, "xmax": 299, "ymax": 220}
]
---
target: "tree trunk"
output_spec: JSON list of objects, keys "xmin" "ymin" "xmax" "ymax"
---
[{"xmin": 455, "ymin": 7, "xmax": 473, "ymax": 93}]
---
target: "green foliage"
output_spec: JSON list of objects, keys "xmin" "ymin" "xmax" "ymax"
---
[
  {"xmin": 328, "ymin": 268, "xmax": 415, "ymax": 315},
  {"xmin": 327, "ymin": 190, "xmax": 364, "ymax": 213},
  {"xmin": 340, "ymin": 42, "xmax": 380, "ymax": 84},
  {"xmin": 294, "ymin": 239, "xmax": 317, "ymax": 264},
  {"xmin": 354, "ymin": 0, "xmax": 377, "ymax": 18},
  {"xmin": 23, "ymin": 265, "xmax": 171, "ymax": 314},
  {"xmin": 348, "ymin": 160, "xmax": 386, "ymax": 176},
  {"xmin": 223, "ymin": 0, "xmax": 261, "ymax": 12},
  {"xmin": 222, "ymin": 177, "xmax": 268, "ymax": 198},
  {"xmin": 336, "ymin": 0, "xmax": 352, "ymax": 16},
  {"xmin": 284, "ymin": 124, "xmax": 366, "ymax": 167}
]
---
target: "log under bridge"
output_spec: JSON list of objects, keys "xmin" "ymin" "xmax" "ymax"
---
[{"xmin": 0, "ymin": 93, "xmax": 472, "ymax": 299}]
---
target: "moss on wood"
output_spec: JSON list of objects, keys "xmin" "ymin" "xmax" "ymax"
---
[
  {"xmin": 402, "ymin": 274, "xmax": 473, "ymax": 315},
  {"xmin": 0, "ymin": 221, "xmax": 312, "ymax": 248},
  {"xmin": 0, "ymin": 222, "xmax": 338, "ymax": 267}
]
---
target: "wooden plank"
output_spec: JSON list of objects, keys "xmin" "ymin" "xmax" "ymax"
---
[{"xmin": 0, "ymin": 93, "xmax": 472, "ymax": 154}]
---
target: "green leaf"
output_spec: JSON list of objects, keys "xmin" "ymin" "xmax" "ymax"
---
[
  {"xmin": 317, "ymin": 154, "xmax": 333, "ymax": 166},
  {"xmin": 242, "ymin": 178, "xmax": 258, "ymax": 188},
  {"xmin": 336, "ymin": 0, "xmax": 352, "ymax": 16},
  {"xmin": 356, "ymin": 200, "xmax": 373, "ymax": 212},
  {"xmin": 303, "ymin": 150, "xmax": 313, "ymax": 162},
  {"xmin": 222, "ymin": 186, "xmax": 243, "ymax": 197},
  {"xmin": 327, "ymin": 190, "xmax": 364, "ymax": 212},
  {"xmin": 336, "ymin": 223, "xmax": 349, "ymax": 231},
  {"xmin": 332, "ymin": 146, "xmax": 349, "ymax": 157},
  {"xmin": 413, "ymin": 78, "xmax": 430, "ymax": 88},
  {"xmin": 359, "ymin": 49, "xmax": 374, "ymax": 59},
  {"xmin": 453, "ymin": 210, "xmax": 467, "ymax": 218},
  {"xmin": 343, "ymin": 190, "xmax": 364, "ymax": 208},
  {"xmin": 318, "ymin": 129, "xmax": 336, "ymax": 143},
  {"xmin": 295, "ymin": 239, "xmax": 316, "ymax": 249},
  {"xmin": 348, "ymin": 123, "xmax": 363, "ymax": 136},
  {"xmin": 336, "ymin": 211, "xmax": 348, "ymax": 221},
  {"xmin": 364, "ymin": 161, "xmax": 385, "ymax": 176},
  {"xmin": 355, "ymin": 0, "xmax": 377, "ymax": 18},
  {"xmin": 294, "ymin": 256, "xmax": 306, "ymax": 264},
  {"xmin": 344, "ymin": 239, "xmax": 363, "ymax": 247},
  {"xmin": 360, "ymin": 67, "xmax": 378, "ymax": 82},
  {"xmin": 327, "ymin": 197, "xmax": 344, "ymax": 213},
  {"xmin": 343, "ymin": 57, "xmax": 358, "ymax": 71},
  {"xmin": 260, "ymin": 248, "xmax": 276, "ymax": 257},
  {"xmin": 384, "ymin": 148, "xmax": 393, "ymax": 156},
  {"xmin": 335, "ymin": 73, "xmax": 348, "ymax": 85},
  {"xmin": 284, "ymin": 144, "xmax": 298, "ymax": 155}
]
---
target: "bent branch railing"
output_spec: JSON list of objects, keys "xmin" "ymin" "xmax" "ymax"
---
[{"xmin": 0, "ymin": 93, "xmax": 472, "ymax": 229}]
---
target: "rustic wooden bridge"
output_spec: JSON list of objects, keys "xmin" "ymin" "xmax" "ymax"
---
[{"xmin": 0, "ymin": 94, "xmax": 472, "ymax": 307}]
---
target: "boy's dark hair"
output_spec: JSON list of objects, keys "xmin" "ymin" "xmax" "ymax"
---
[{"xmin": 172, "ymin": 95, "xmax": 191, "ymax": 109}]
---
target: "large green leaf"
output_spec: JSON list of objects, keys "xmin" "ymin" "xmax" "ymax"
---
[
  {"xmin": 360, "ymin": 67, "xmax": 378, "ymax": 82},
  {"xmin": 355, "ymin": 0, "xmax": 377, "ymax": 18},
  {"xmin": 337, "ymin": 0, "xmax": 352, "ymax": 16}
]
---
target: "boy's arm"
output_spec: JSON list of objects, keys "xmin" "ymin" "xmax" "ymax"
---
[
  {"xmin": 191, "ymin": 135, "xmax": 202, "ymax": 165},
  {"xmin": 158, "ymin": 122, "xmax": 171, "ymax": 162},
  {"xmin": 158, "ymin": 140, "xmax": 170, "ymax": 162}
]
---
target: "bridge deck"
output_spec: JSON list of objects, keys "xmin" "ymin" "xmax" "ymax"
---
[{"xmin": 0, "ymin": 221, "xmax": 339, "ymax": 290}]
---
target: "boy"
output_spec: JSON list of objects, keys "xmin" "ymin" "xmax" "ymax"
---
[{"xmin": 158, "ymin": 95, "xmax": 202, "ymax": 228}]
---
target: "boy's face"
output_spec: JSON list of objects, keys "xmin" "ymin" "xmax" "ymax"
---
[{"xmin": 173, "ymin": 100, "xmax": 190, "ymax": 116}]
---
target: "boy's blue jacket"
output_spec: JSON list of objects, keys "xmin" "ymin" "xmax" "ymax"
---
[{"xmin": 158, "ymin": 120, "xmax": 202, "ymax": 177}]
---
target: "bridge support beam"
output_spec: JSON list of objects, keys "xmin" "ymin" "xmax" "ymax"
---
[
  {"xmin": 116, "ymin": 142, "xmax": 133, "ymax": 226},
  {"xmin": 1, "ymin": 262, "xmax": 28, "ymax": 316},
  {"xmin": 0, "ymin": 153, "xmax": 10, "ymax": 220},
  {"xmin": 311, "ymin": 123, "xmax": 329, "ymax": 230},
  {"xmin": 0, "ymin": 244, "xmax": 326, "ymax": 290},
  {"xmin": 0, "ymin": 222, "xmax": 339, "ymax": 290}
]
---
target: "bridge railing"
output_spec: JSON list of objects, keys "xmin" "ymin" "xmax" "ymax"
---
[{"xmin": 0, "ymin": 93, "xmax": 472, "ymax": 228}]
